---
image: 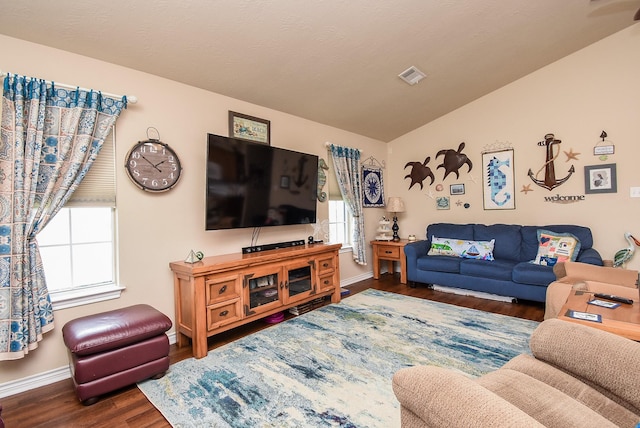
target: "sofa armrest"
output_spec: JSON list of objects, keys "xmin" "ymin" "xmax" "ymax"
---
[
  {"xmin": 404, "ymin": 240, "xmax": 429, "ymax": 259},
  {"xmin": 556, "ymin": 261, "xmax": 638, "ymax": 288},
  {"xmin": 392, "ymin": 366, "xmax": 544, "ymax": 427},
  {"xmin": 574, "ymin": 248, "xmax": 603, "ymax": 266},
  {"xmin": 404, "ymin": 240, "xmax": 430, "ymax": 282},
  {"xmin": 530, "ymin": 318, "xmax": 640, "ymax": 410}
]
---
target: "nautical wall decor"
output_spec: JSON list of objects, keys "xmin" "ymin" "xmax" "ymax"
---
[
  {"xmin": 436, "ymin": 196, "xmax": 450, "ymax": 210},
  {"xmin": 362, "ymin": 165, "xmax": 385, "ymax": 207},
  {"xmin": 436, "ymin": 142, "xmax": 473, "ymax": 180},
  {"xmin": 404, "ymin": 157, "xmax": 435, "ymax": 190},
  {"xmin": 317, "ymin": 157, "xmax": 329, "ymax": 202},
  {"xmin": 482, "ymin": 148, "xmax": 515, "ymax": 210},
  {"xmin": 527, "ymin": 133, "xmax": 575, "ymax": 190},
  {"xmin": 593, "ymin": 130, "xmax": 615, "ymax": 160},
  {"xmin": 584, "ymin": 163, "xmax": 617, "ymax": 194},
  {"xmin": 520, "ymin": 184, "xmax": 533, "ymax": 195}
]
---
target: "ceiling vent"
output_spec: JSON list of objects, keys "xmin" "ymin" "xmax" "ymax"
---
[{"xmin": 398, "ymin": 66, "xmax": 426, "ymax": 85}]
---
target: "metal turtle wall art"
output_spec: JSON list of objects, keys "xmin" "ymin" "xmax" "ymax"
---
[
  {"xmin": 436, "ymin": 142, "xmax": 473, "ymax": 180},
  {"xmin": 404, "ymin": 156, "xmax": 435, "ymax": 190}
]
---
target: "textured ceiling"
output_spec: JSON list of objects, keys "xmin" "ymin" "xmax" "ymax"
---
[{"xmin": 0, "ymin": 0, "xmax": 638, "ymax": 142}]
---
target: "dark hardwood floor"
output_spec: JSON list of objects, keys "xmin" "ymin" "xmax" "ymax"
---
[{"xmin": 1, "ymin": 275, "xmax": 544, "ymax": 428}]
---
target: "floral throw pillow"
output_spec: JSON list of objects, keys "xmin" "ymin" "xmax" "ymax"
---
[
  {"xmin": 533, "ymin": 229, "xmax": 581, "ymax": 266},
  {"xmin": 428, "ymin": 236, "xmax": 495, "ymax": 261}
]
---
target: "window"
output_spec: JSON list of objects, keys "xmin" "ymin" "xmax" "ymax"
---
[
  {"xmin": 38, "ymin": 207, "xmax": 115, "ymax": 289},
  {"xmin": 36, "ymin": 131, "xmax": 123, "ymax": 309},
  {"xmin": 328, "ymin": 198, "xmax": 353, "ymax": 249}
]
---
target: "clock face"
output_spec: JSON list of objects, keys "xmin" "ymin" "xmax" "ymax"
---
[{"xmin": 125, "ymin": 140, "xmax": 182, "ymax": 192}]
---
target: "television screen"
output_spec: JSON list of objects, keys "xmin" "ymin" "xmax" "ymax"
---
[{"xmin": 206, "ymin": 134, "xmax": 318, "ymax": 230}]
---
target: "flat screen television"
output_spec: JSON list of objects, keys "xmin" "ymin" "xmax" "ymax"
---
[{"xmin": 206, "ymin": 133, "xmax": 318, "ymax": 230}]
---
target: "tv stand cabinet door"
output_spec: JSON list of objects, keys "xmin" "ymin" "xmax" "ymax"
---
[
  {"xmin": 242, "ymin": 265, "xmax": 283, "ymax": 317},
  {"xmin": 283, "ymin": 258, "xmax": 316, "ymax": 305}
]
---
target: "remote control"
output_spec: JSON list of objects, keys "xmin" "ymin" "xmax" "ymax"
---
[{"xmin": 593, "ymin": 293, "xmax": 633, "ymax": 305}]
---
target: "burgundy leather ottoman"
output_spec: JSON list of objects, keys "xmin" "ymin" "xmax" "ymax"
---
[{"xmin": 62, "ymin": 304, "xmax": 172, "ymax": 405}]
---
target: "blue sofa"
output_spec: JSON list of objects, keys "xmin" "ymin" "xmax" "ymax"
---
[{"xmin": 405, "ymin": 223, "xmax": 603, "ymax": 302}]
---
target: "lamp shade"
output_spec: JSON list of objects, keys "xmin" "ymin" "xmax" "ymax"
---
[{"xmin": 386, "ymin": 197, "xmax": 405, "ymax": 213}]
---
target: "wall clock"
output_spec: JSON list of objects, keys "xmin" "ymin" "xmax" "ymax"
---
[{"xmin": 125, "ymin": 139, "xmax": 182, "ymax": 192}]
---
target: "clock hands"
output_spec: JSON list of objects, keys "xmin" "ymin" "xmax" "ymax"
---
[
  {"xmin": 141, "ymin": 155, "xmax": 162, "ymax": 172},
  {"xmin": 153, "ymin": 160, "xmax": 166, "ymax": 169}
]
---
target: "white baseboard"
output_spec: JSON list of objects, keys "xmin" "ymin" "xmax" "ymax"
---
[
  {"xmin": 341, "ymin": 271, "xmax": 373, "ymax": 287},
  {"xmin": 0, "ymin": 365, "xmax": 71, "ymax": 399},
  {"xmin": 0, "ymin": 332, "xmax": 178, "ymax": 399}
]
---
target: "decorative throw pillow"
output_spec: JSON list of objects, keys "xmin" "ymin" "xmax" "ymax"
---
[
  {"xmin": 460, "ymin": 239, "xmax": 495, "ymax": 261},
  {"xmin": 533, "ymin": 229, "xmax": 581, "ymax": 266},
  {"xmin": 428, "ymin": 236, "xmax": 495, "ymax": 261}
]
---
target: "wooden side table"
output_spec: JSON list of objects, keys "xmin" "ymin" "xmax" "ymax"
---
[
  {"xmin": 371, "ymin": 239, "xmax": 410, "ymax": 284},
  {"xmin": 558, "ymin": 290, "xmax": 640, "ymax": 341}
]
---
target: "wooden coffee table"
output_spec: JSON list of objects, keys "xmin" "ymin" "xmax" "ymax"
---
[{"xmin": 558, "ymin": 290, "xmax": 640, "ymax": 341}]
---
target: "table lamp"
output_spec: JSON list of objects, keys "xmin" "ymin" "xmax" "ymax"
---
[{"xmin": 386, "ymin": 197, "xmax": 406, "ymax": 241}]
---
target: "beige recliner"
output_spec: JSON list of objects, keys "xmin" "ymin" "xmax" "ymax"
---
[
  {"xmin": 544, "ymin": 261, "xmax": 638, "ymax": 319},
  {"xmin": 392, "ymin": 318, "xmax": 640, "ymax": 427}
]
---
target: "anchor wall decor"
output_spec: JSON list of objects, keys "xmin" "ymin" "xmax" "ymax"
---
[{"xmin": 527, "ymin": 133, "xmax": 575, "ymax": 191}]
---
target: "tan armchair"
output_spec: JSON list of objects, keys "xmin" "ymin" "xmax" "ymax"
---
[
  {"xmin": 392, "ymin": 318, "xmax": 640, "ymax": 427},
  {"xmin": 544, "ymin": 261, "xmax": 638, "ymax": 319}
]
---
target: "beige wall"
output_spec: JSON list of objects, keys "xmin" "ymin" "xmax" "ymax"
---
[
  {"xmin": 387, "ymin": 25, "xmax": 640, "ymax": 271},
  {"xmin": 0, "ymin": 34, "xmax": 385, "ymax": 385}
]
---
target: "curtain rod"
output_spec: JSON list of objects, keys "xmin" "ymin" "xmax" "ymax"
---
[
  {"xmin": 324, "ymin": 142, "xmax": 362, "ymax": 153},
  {"xmin": 0, "ymin": 70, "xmax": 138, "ymax": 104}
]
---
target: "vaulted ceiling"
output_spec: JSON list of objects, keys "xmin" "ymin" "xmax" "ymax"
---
[{"xmin": 1, "ymin": 0, "xmax": 638, "ymax": 141}]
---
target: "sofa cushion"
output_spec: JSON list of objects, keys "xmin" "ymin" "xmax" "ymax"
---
[
  {"xmin": 512, "ymin": 261, "xmax": 555, "ymax": 286},
  {"xmin": 531, "ymin": 318, "xmax": 640, "ymax": 412},
  {"xmin": 504, "ymin": 355, "xmax": 640, "ymax": 427},
  {"xmin": 426, "ymin": 223, "xmax": 474, "ymax": 242},
  {"xmin": 532, "ymin": 229, "xmax": 581, "ymax": 266},
  {"xmin": 477, "ymin": 368, "xmax": 618, "ymax": 428},
  {"xmin": 474, "ymin": 224, "xmax": 523, "ymax": 262},
  {"xmin": 521, "ymin": 225, "xmax": 594, "ymax": 261},
  {"xmin": 459, "ymin": 259, "xmax": 516, "ymax": 281},
  {"xmin": 428, "ymin": 236, "xmax": 495, "ymax": 260},
  {"xmin": 416, "ymin": 255, "xmax": 462, "ymax": 273},
  {"xmin": 427, "ymin": 236, "xmax": 460, "ymax": 257},
  {"xmin": 62, "ymin": 304, "xmax": 172, "ymax": 356}
]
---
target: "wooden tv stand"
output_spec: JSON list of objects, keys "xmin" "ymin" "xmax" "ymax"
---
[{"xmin": 170, "ymin": 243, "xmax": 342, "ymax": 358}]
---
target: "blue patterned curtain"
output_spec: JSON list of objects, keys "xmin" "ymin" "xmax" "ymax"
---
[
  {"xmin": 0, "ymin": 74, "xmax": 127, "ymax": 360},
  {"xmin": 329, "ymin": 144, "xmax": 366, "ymax": 265}
]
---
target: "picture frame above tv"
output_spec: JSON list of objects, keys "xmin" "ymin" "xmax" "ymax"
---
[{"xmin": 228, "ymin": 111, "xmax": 271, "ymax": 145}]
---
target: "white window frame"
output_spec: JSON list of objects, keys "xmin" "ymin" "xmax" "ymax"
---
[
  {"xmin": 328, "ymin": 198, "xmax": 354, "ymax": 253},
  {"xmin": 39, "ymin": 207, "xmax": 123, "ymax": 311}
]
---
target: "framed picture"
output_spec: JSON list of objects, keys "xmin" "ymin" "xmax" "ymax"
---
[
  {"xmin": 450, "ymin": 183, "xmax": 465, "ymax": 195},
  {"xmin": 436, "ymin": 196, "xmax": 450, "ymax": 210},
  {"xmin": 482, "ymin": 148, "xmax": 515, "ymax": 210},
  {"xmin": 229, "ymin": 111, "xmax": 271, "ymax": 145},
  {"xmin": 362, "ymin": 166, "xmax": 385, "ymax": 207},
  {"xmin": 584, "ymin": 163, "xmax": 617, "ymax": 194}
]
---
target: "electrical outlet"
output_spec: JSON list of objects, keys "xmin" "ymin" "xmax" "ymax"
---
[{"xmin": 630, "ymin": 187, "xmax": 640, "ymax": 198}]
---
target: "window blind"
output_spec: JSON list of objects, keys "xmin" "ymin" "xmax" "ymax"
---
[{"xmin": 66, "ymin": 128, "xmax": 116, "ymax": 207}]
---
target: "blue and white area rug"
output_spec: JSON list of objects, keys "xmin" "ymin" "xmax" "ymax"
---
[{"xmin": 138, "ymin": 289, "xmax": 538, "ymax": 427}]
